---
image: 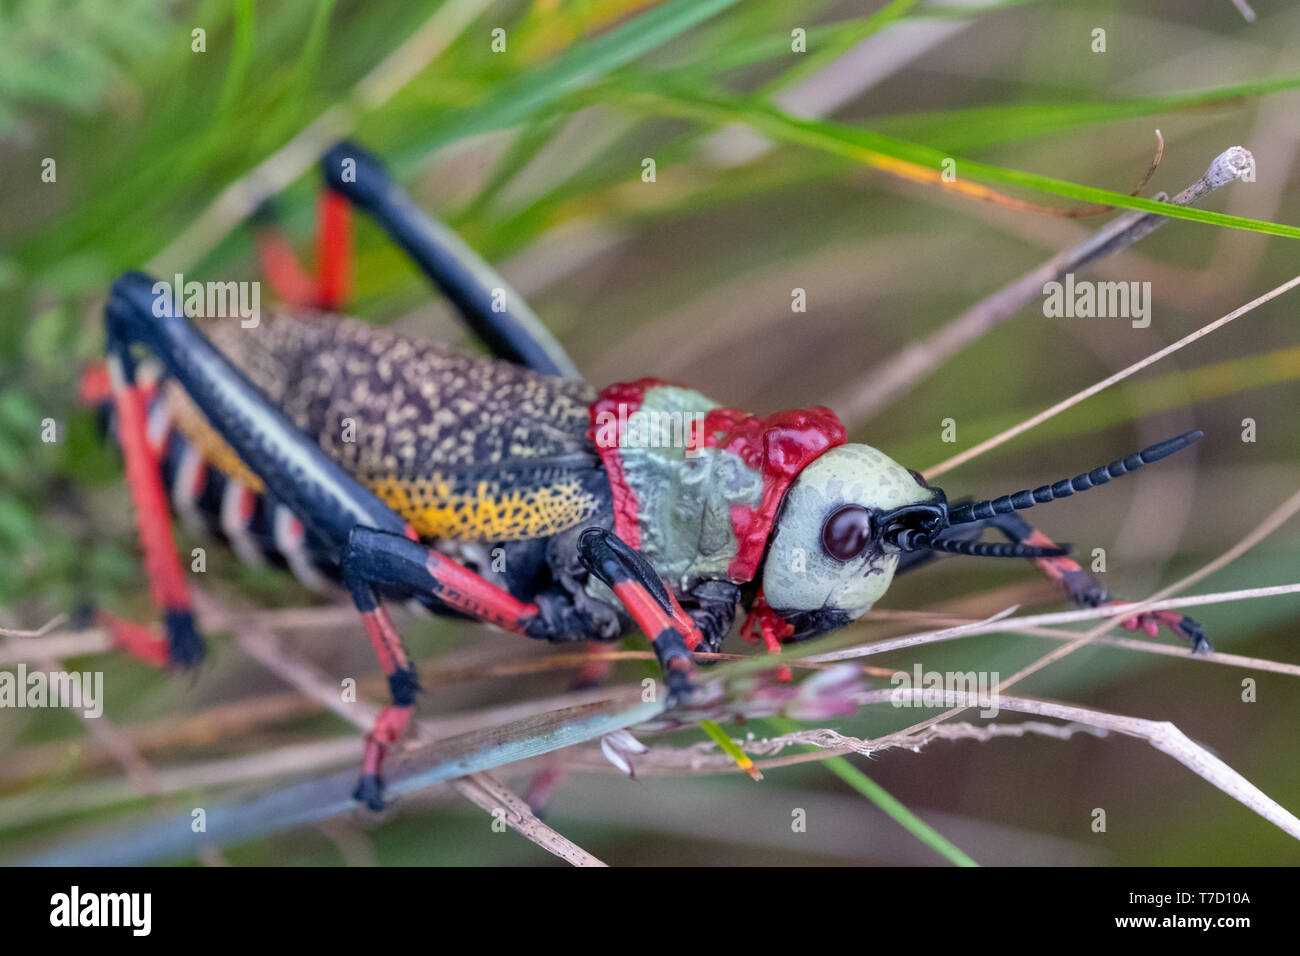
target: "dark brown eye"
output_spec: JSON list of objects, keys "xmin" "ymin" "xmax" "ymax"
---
[{"xmin": 821, "ymin": 505, "xmax": 873, "ymax": 561}]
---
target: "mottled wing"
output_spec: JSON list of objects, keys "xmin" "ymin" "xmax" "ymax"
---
[{"xmin": 171, "ymin": 309, "xmax": 605, "ymax": 541}]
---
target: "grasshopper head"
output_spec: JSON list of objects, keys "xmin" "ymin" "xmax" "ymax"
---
[
  {"xmin": 756, "ymin": 429, "xmax": 1203, "ymax": 641},
  {"xmin": 760, "ymin": 444, "xmax": 942, "ymax": 641}
]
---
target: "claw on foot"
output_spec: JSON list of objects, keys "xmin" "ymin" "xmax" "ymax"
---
[
  {"xmin": 741, "ymin": 592, "xmax": 795, "ymax": 683},
  {"xmin": 665, "ymin": 665, "xmax": 695, "ymax": 704},
  {"xmin": 1112, "ymin": 604, "xmax": 1211, "ymax": 653},
  {"xmin": 97, "ymin": 610, "xmax": 170, "ymax": 668},
  {"xmin": 164, "ymin": 608, "xmax": 205, "ymax": 668},
  {"xmin": 353, "ymin": 772, "xmax": 386, "ymax": 812},
  {"xmin": 93, "ymin": 607, "xmax": 206, "ymax": 669}
]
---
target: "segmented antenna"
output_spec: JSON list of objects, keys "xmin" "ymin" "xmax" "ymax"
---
[
  {"xmin": 947, "ymin": 430, "xmax": 1203, "ymax": 526},
  {"xmin": 926, "ymin": 537, "xmax": 1069, "ymax": 559}
]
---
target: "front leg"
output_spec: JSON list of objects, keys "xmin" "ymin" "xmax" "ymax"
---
[
  {"xmin": 576, "ymin": 528, "xmax": 705, "ymax": 702},
  {"xmin": 904, "ymin": 511, "xmax": 1210, "ymax": 652},
  {"xmin": 980, "ymin": 512, "xmax": 1209, "ymax": 652}
]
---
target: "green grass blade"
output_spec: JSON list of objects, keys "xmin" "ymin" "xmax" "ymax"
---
[
  {"xmin": 388, "ymin": 0, "xmax": 744, "ymax": 174},
  {"xmin": 768, "ymin": 717, "xmax": 978, "ymax": 866},
  {"xmin": 605, "ymin": 84, "xmax": 1300, "ymax": 239},
  {"xmin": 700, "ymin": 719, "xmax": 763, "ymax": 778},
  {"xmin": 759, "ymin": 0, "xmax": 920, "ymax": 94},
  {"xmin": 213, "ymin": 0, "xmax": 256, "ymax": 119},
  {"xmin": 822, "ymin": 754, "xmax": 980, "ymax": 866},
  {"xmin": 875, "ymin": 75, "xmax": 1300, "ymax": 153}
]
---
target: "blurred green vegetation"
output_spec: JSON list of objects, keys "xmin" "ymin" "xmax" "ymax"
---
[{"xmin": 1, "ymin": 0, "xmax": 1299, "ymax": 865}]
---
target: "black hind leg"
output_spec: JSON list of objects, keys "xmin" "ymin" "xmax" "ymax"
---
[{"xmin": 319, "ymin": 140, "xmax": 580, "ymax": 379}]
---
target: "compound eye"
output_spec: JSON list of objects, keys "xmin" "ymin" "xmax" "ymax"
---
[{"xmin": 821, "ymin": 504, "xmax": 873, "ymax": 561}]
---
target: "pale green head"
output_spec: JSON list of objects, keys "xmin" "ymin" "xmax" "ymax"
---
[{"xmin": 761, "ymin": 443, "xmax": 936, "ymax": 639}]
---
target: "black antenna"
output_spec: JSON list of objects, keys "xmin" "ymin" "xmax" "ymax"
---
[
  {"xmin": 947, "ymin": 430, "xmax": 1203, "ymax": 526},
  {"xmin": 926, "ymin": 537, "xmax": 1069, "ymax": 559}
]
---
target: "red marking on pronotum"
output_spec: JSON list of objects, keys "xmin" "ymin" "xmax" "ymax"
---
[
  {"xmin": 588, "ymin": 378, "xmax": 667, "ymax": 549},
  {"xmin": 701, "ymin": 405, "xmax": 847, "ymax": 583}
]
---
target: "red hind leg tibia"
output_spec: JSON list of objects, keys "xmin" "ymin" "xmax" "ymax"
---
[
  {"xmin": 252, "ymin": 188, "xmax": 352, "ymax": 310},
  {"xmin": 315, "ymin": 190, "xmax": 351, "ymax": 310},
  {"xmin": 104, "ymin": 352, "xmax": 204, "ymax": 668}
]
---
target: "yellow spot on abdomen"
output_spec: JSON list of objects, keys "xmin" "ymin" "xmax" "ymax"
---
[{"xmin": 367, "ymin": 472, "xmax": 595, "ymax": 541}]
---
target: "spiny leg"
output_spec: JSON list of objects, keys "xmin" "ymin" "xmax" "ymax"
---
[
  {"xmin": 529, "ymin": 539, "xmax": 734, "ymax": 808},
  {"xmin": 99, "ymin": 337, "xmax": 205, "ymax": 668},
  {"xmin": 341, "ymin": 526, "xmax": 704, "ymax": 806},
  {"xmin": 103, "ymin": 273, "xmax": 474, "ymax": 807},
  {"xmin": 319, "ymin": 139, "xmax": 581, "ymax": 379},
  {"xmin": 342, "ymin": 581, "xmax": 419, "ymax": 813},
  {"xmin": 339, "ymin": 526, "xmax": 553, "ymax": 808},
  {"xmin": 102, "ymin": 272, "xmax": 598, "ymax": 808}
]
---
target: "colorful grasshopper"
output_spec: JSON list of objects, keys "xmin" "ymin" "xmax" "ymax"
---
[{"xmin": 90, "ymin": 141, "xmax": 1207, "ymax": 810}]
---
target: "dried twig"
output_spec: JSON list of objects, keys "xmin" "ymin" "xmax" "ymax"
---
[
  {"xmin": 876, "ymin": 691, "xmax": 1300, "ymax": 841},
  {"xmin": 829, "ymin": 146, "xmax": 1257, "ymax": 426},
  {"xmin": 568, "ymin": 690, "xmax": 1300, "ymax": 844},
  {"xmin": 452, "ymin": 772, "xmax": 606, "ymax": 867},
  {"xmin": 0, "ymin": 630, "xmax": 109, "ymax": 666},
  {"xmin": 11, "ymin": 571, "xmax": 1299, "ymax": 861},
  {"xmin": 0, "ymin": 613, "xmax": 67, "ymax": 639},
  {"xmin": 558, "ymin": 719, "xmax": 1109, "ymax": 775},
  {"xmin": 228, "ymin": 620, "xmax": 604, "ymax": 868},
  {"xmin": 10, "ymin": 689, "xmax": 659, "ymax": 865},
  {"xmin": 851, "ymin": 609, "xmax": 1300, "ymax": 677},
  {"xmin": 1229, "ymin": 0, "xmax": 1257, "ymax": 24},
  {"xmin": 924, "ymin": 271, "xmax": 1300, "ymax": 479},
  {"xmin": 797, "ymin": 582, "xmax": 1300, "ymax": 665}
]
